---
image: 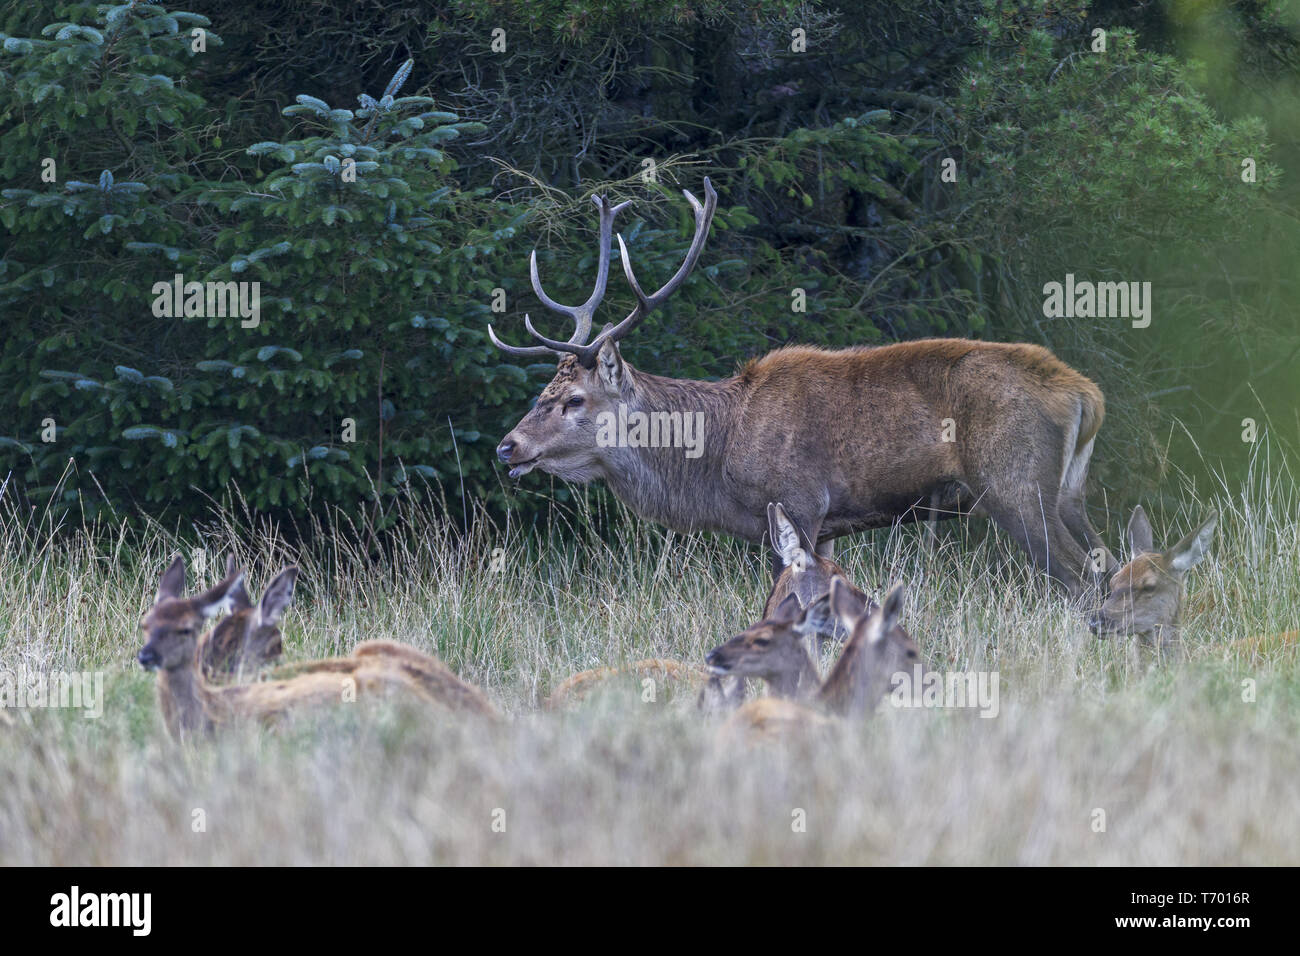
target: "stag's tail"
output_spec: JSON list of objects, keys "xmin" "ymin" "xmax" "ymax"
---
[{"xmin": 1074, "ymin": 376, "xmax": 1105, "ymax": 452}]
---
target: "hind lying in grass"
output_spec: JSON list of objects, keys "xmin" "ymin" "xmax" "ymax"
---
[
  {"xmin": 137, "ymin": 556, "xmax": 497, "ymax": 741},
  {"xmin": 715, "ymin": 580, "xmax": 918, "ymax": 741}
]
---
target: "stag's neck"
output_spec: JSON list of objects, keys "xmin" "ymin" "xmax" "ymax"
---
[{"xmin": 597, "ymin": 369, "xmax": 742, "ymax": 535}]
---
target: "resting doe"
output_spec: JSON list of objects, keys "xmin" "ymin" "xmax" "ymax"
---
[{"xmin": 138, "ymin": 556, "xmax": 496, "ymax": 741}]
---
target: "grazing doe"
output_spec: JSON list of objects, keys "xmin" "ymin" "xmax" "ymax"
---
[
  {"xmin": 138, "ymin": 556, "xmax": 496, "ymax": 741},
  {"xmin": 491, "ymin": 179, "xmax": 1112, "ymax": 597},
  {"xmin": 1088, "ymin": 506, "xmax": 1218, "ymax": 644},
  {"xmin": 717, "ymin": 581, "xmax": 917, "ymax": 740}
]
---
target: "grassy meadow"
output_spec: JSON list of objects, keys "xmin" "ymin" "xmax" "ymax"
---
[{"xmin": 0, "ymin": 456, "xmax": 1297, "ymax": 866}]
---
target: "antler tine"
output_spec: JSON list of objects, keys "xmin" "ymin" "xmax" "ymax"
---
[
  {"xmin": 486, "ymin": 322, "xmax": 557, "ymax": 359},
  {"xmin": 529, "ymin": 194, "xmax": 631, "ymax": 342},
  {"xmin": 520, "ymin": 314, "xmax": 592, "ymax": 353},
  {"xmin": 492, "ymin": 193, "xmax": 632, "ymax": 361},
  {"xmin": 577, "ymin": 178, "xmax": 718, "ymax": 366}
]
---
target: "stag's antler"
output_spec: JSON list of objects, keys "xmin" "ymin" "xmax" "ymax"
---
[
  {"xmin": 489, "ymin": 178, "xmax": 718, "ymax": 367},
  {"xmin": 487, "ymin": 193, "xmax": 628, "ymax": 359}
]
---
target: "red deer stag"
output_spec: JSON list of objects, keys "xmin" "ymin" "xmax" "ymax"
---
[{"xmin": 491, "ymin": 179, "xmax": 1112, "ymax": 598}]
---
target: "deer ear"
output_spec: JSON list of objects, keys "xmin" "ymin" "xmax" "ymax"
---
[
  {"xmin": 1167, "ymin": 512, "xmax": 1217, "ymax": 573},
  {"xmin": 768, "ymin": 503, "xmax": 808, "ymax": 569},
  {"xmin": 1128, "ymin": 505, "xmax": 1154, "ymax": 556},
  {"xmin": 876, "ymin": 582, "xmax": 907, "ymax": 638},
  {"xmin": 595, "ymin": 335, "xmax": 624, "ymax": 394},
  {"xmin": 221, "ymin": 553, "xmax": 252, "ymax": 610},
  {"xmin": 829, "ymin": 577, "xmax": 867, "ymax": 634},
  {"xmin": 793, "ymin": 592, "xmax": 834, "ymax": 637},
  {"xmin": 770, "ymin": 591, "xmax": 802, "ymax": 624},
  {"xmin": 156, "ymin": 555, "xmax": 186, "ymax": 603},
  {"xmin": 195, "ymin": 570, "xmax": 245, "ymax": 619},
  {"xmin": 228, "ymin": 575, "xmax": 252, "ymax": 612},
  {"xmin": 257, "ymin": 566, "xmax": 299, "ymax": 627}
]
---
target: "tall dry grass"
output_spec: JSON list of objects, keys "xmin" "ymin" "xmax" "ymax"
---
[{"xmin": 0, "ymin": 450, "xmax": 1296, "ymax": 864}]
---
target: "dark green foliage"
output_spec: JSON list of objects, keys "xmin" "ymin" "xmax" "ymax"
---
[{"xmin": 1, "ymin": 0, "xmax": 1296, "ymax": 534}]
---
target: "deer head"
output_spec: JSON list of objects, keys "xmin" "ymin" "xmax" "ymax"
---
[
  {"xmin": 204, "ymin": 563, "xmax": 298, "ymax": 676},
  {"xmin": 1088, "ymin": 507, "xmax": 1217, "ymax": 643},
  {"xmin": 704, "ymin": 591, "xmax": 823, "ymax": 698},
  {"xmin": 138, "ymin": 556, "xmax": 298, "ymax": 674},
  {"xmin": 705, "ymin": 577, "xmax": 920, "ymax": 715},
  {"xmin": 491, "ymin": 179, "xmax": 717, "ymax": 481},
  {"xmin": 764, "ymin": 502, "xmax": 849, "ymax": 642},
  {"xmin": 200, "ymin": 554, "xmax": 284, "ymax": 676},
  {"xmin": 821, "ymin": 579, "xmax": 919, "ymax": 716},
  {"xmin": 137, "ymin": 555, "xmax": 247, "ymax": 672}
]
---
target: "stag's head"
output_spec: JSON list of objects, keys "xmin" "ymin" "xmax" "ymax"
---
[
  {"xmin": 490, "ymin": 180, "xmax": 717, "ymax": 482},
  {"xmin": 1088, "ymin": 506, "xmax": 1217, "ymax": 643}
]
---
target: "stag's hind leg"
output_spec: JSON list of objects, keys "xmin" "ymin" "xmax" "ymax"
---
[
  {"xmin": 977, "ymin": 483, "xmax": 1092, "ymax": 601},
  {"xmin": 1057, "ymin": 435, "xmax": 1115, "ymax": 578}
]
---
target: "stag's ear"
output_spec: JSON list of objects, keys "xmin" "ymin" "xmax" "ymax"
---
[
  {"xmin": 195, "ymin": 570, "xmax": 245, "ymax": 619},
  {"xmin": 768, "ymin": 503, "xmax": 809, "ymax": 569},
  {"xmin": 595, "ymin": 335, "xmax": 624, "ymax": 394},
  {"xmin": 1167, "ymin": 512, "xmax": 1217, "ymax": 573},
  {"xmin": 794, "ymin": 592, "xmax": 834, "ymax": 638},
  {"xmin": 1128, "ymin": 505, "xmax": 1154, "ymax": 556},
  {"xmin": 257, "ymin": 566, "xmax": 299, "ymax": 627},
  {"xmin": 770, "ymin": 591, "xmax": 803, "ymax": 624},
  {"xmin": 156, "ymin": 555, "xmax": 186, "ymax": 603}
]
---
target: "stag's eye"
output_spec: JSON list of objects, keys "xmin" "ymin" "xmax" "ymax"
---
[
  {"xmin": 566, "ymin": 395, "xmax": 585, "ymax": 408},
  {"xmin": 752, "ymin": 637, "xmax": 771, "ymax": 648}
]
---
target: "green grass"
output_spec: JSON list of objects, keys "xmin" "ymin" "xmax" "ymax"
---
[{"xmin": 1, "ymin": 460, "xmax": 1297, "ymax": 864}]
